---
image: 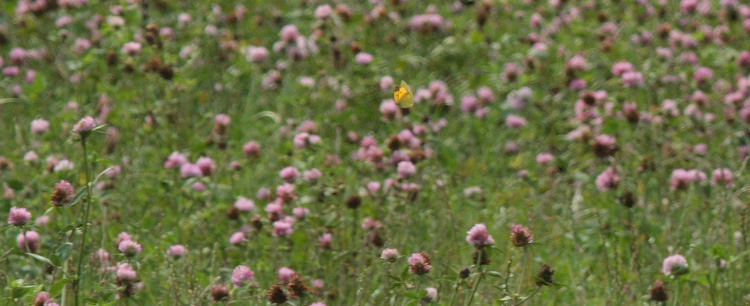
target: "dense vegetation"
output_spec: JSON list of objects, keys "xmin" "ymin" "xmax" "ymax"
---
[{"xmin": 2, "ymin": 0, "xmax": 750, "ymax": 305}]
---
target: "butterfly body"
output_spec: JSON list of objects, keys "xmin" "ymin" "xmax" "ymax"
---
[{"xmin": 393, "ymin": 80, "xmax": 414, "ymax": 109}]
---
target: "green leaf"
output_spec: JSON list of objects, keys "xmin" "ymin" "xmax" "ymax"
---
[
  {"xmin": 403, "ymin": 291, "xmax": 422, "ymax": 300},
  {"xmin": 94, "ymin": 166, "xmax": 115, "ymax": 183},
  {"xmin": 49, "ymin": 278, "xmax": 72, "ymax": 296},
  {"xmin": 6, "ymin": 179, "xmax": 24, "ymax": 191},
  {"xmin": 67, "ymin": 186, "xmax": 89, "ymax": 207},
  {"xmin": 55, "ymin": 242, "xmax": 73, "ymax": 264},
  {"xmin": 91, "ymin": 124, "xmax": 109, "ymax": 133},
  {"xmin": 254, "ymin": 111, "xmax": 281, "ymax": 124},
  {"xmin": 487, "ymin": 271, "xmax": 503, "ymax": 278},
  {"xmin": 0, "ymin": 98, "xmax": 27, "ymax": 106},
  {"xmin": 600, "ymin": 118, "xmax": 625, "ymax": 136},
  {"xmin": 26, "ymin": 253, "xmax": 55, "ymax": 266}
]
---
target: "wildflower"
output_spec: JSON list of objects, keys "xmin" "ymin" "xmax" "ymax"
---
[
  {"xmin": 319, "ymin": 233, "xmax": 333, "ymax": 249},
  {"xmin": 595, "ymin": 167, "xmax": 621, "ymax": 192},
  {"xmin": 93, "ymin": 248, "xmax": 111, "ymax": 264},
  {"xmin": 506, "ymin": 115, "xmax": 527, "ymax": 128},
  {"xmin": 304, "ymin": 169, "xmax": 322, "ymax": 181},
  {"xmin": 33, "ymin": 292, "xmax": 52, "ymax": 306},
  {"xmin": 693, "ymin": 67, "xmax": 713, "ymax": 83},
  {"xmin": 280, "ymin": 166, "xmax": 300, "ymax": 183},
  {"xmin": 116, "ymin": 263, "xmax": 138, "ymax": 282},
  {"xmin": 408, "ymin": 252, "xmax": 432, "ymax": 275},
  {"xmin": 232, "ymin": 265, "xmax": 255, "ymax": 287},
  {"xmin": 711, "ymin": 168, "xmax": 734, "ymax": 186},
  {"xmin": 196, "ymin": 157, "xmax": 216, "ymax": 176},
  {"xmin": 166, "ymin": 245, "xmax": 188, "ymax": 259},
  {"xmin": 535, "ymin": 264, "xmax": 554, "ymax": 286},
  {"xmin": 381, "ymin": 248, "xmax": 399, "ymax": 262},
  {"xmin": 593, "ymin": 134, "xmax": 618, "ymax": 157},
  {"xmin": 23, "ymin": 151, "xmax": 38, "ymax": 163},
  {"xmin": 292, "ymin": 207, "xmax": 309, "ymax": 219},
  {"xmin": 72, "ymin": 116, "xmax": 96, "ymax": 133},
  {"xmin": 246, "ymin": 46, "xmax": 269, "ymax": 63},
  {"xmin": 288, "ymin": 274, "xmax": 310, "ymax": 297},
  {"xmin": 214, "ymin": 114, "xmax": 231, "ymax": 135},
  {"xmin": 280, "ymin": 25, "xmax": 300, "ymax": 43},
  {"xmin": 661, "ymin": 254, "xmax": 688, "ymax": 276},
  {"xmin": 397, "ymin": 161, "xmax": 417, "ymax": 178},
  {"xmin": 122, "ymin": 42, "xmax": 142, "ymax": 55},
  {"xmin": 268, "ymin": 284, "xmax": 288, "ymax": 304},
  {"xmin": 211, "ymin": 284, "xmax": 229, "ymax": 301},
  {"xmin": 422, "ymin": 287, "xmax": 438, "ymax": 303},
  {"xmin": 346, "ymin": 194, "xmax": 362, "ymax": 209},
  {"xmin": 17, "ymin": 231, "xmax": 40, "ymax": 252},
  {"xmin": 362, "ymin": 217, "xmax": 382, "ymax": 230},
  {"xmin": 278, "ymin": 267, "xmax": 297, "ymax": 283},
  {"xmin": 265, "ymin": 201, "xmax": 285, "ymax": 221},
  {"xmin": 35, "ymin": 215, "xmax": 50, "ymax": 227},
  {"xmin": 466, "ymin": 224, "xmax": 495, "ymax": 247},
  {"xmin": 380, "ymin": 100, "xmax": 400, "ymax": 120},
  {"xmin": 273, "ymin": 219, "xmax": 294, "ymax": 237},
  {"xmin": 670, "ymin": 169, "xmax": 706, "ymax": 189},
  {"xmin": 535, "ymin": 153, "xmax": 554, "ymax": 165},
  {"xmin": 30, "ymin": 119, "xmax": 49, "ymax": 134},
  {"xmin": 367, "ymin": 181, "xmax": 381, "ymax": 195},
  {"xmin": 229, "ymin": 231, "xmax": 247, "ymax": 245},
  {"xmin": 459, "ymin": 267, "xmax": 471, "ymax": 279},
  {"xmin": 355, "ymin": 52, "xmax": 374, "ymax": 65},
  {"xmin": 243, "ymin": 141, "xmax": 262, "ymax": 157},
  {"xmin": 8, "ymin": 207, "xmax": 32, "ymax": 226},
  {"xmin": 315, "ymin": 4, "xmax": 333, "ymax": 19},
  {"xmin": 511, "ymin": 224, "xmax": 534, "ymax": 247},
  {"xmin": 164, "ymin": 152, "xmax": 188, "ymax": 169},
  {"xmin": 118, "ymin": 240, "xmax": 143, "ymax": 256},
  {"xmin": 650, "ymin": 279, "xmax": 668, "ymax": 302},
  {"xmin": 51, "ymin": 181, "xmax": 75, "ymax": 206}
]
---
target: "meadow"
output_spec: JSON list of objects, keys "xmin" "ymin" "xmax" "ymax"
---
[{"xmin": 1, "ymin": 0, "xmax": 750, "ymax": 305}]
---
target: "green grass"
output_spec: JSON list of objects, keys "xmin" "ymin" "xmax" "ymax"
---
[{"xmin": 2, "ymin": 0, "xmax": 750, "ymax": 305}]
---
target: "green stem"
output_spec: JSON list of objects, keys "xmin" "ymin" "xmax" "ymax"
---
[
  {"xmin": 61, "ymin": 208, "xmax": 75, "ymax": 306},
  {"xmin": 514, "ymin": 286, "xmax": 540, "ymax": 306},
  {"xmin": 351, "ymin": 208, "xmax": 359, "ymax": 252},
  {"xmin": 465, "ymin": 267, "xmax": 484, "ymax": 306},
  {"xmin": 504, "ymin": 256, "xmax": 514, "ymax": 295},
  {"xmin": 448, "ymin": 276, "xmax": 462, "ymax": 306},
  {"xmin": 75, "ymin": 136, "xmax": 94, "ymax": 306},
  {"xmin": 516, "ymin": 248, "xmax": 529, "ymax": 297},
  {"xmin": 466, "ymin": 249, "xmax": 486, "ymax": 306}
]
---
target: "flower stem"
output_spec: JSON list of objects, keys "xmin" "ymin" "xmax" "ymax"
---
[
  {"xmin": 75, "ymin": 136, "xmax": 94, "ymax": 306},
  {"xmin": 466, "ymin": 248, "xmax": 486, "ymax": 306},
  {"xmin": 504, "ymin": 255, "xmax": 514, "ymax": 295},
  {"xmin": 448, "ymin": 278, "xmax": 461, "ymax": 306},
  {"xmin": 514, "ymin": 286, "xmax": 540, "ymax": 306},
  {"xmin": 672, "ymin": 279, "xmax": 680, "ymax": 306},
  {"xmin": 465, "ymin": 267, "xmax": 484, "ymax": 306}
]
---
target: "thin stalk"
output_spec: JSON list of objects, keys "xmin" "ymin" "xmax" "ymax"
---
[
  {"xmin": 351, "ymin": 208, "xmax": 358, "ymax": 251},
  {"xmin": 448, "ymin": 279, "xmax": 461, "ymax": 306},
  {"xmin": 61, "ymin": 208, "xmax": 75, "ymax": 306},
  {"xmin": 514, "ymin": 286, "xmax": 540, "ymax": 306},
  {"xmin": 75, "ymin": 136, "xmax": 94, "ymax": 306},
  {"xmin": 466, "ymin": 248, "xmax": 486, "ymax": 306},
  {"xmin": 504, "ymin": 256, "xmax": 514, "ymax": 295},
  {"xmin": 671, "ymin": 279, "xmax": 680, "ymax": 306},
  {"xmin": 516, "ymin": 248, "xmax": 530, "ymax": 297}
]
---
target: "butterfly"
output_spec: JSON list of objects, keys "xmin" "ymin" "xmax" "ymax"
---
[{"xmin": 393, "ymin": 80, "xmax": 414, "ymax": 109}]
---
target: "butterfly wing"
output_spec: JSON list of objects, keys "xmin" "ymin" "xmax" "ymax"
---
[{"xmin": 394, "ymin": 80, "xmax": 414, "ymax": 108}]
